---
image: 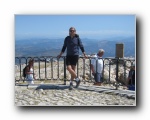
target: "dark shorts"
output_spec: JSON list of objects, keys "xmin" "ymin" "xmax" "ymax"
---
[{"xmin": 66, "ymin": 55, "xmax": 79, "ymax": 66}]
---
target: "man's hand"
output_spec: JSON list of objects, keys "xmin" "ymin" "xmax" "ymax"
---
[
  {"xmin": 57, "ymin": 52, "xmax": 63, "ymax": 59},
  {"xmin": 57, "ymin": 54, "xmax": 61, "ymax": 59},
  {"xmin": 83, "ymin": 52, "xmax": 88, "ymax": 58}
]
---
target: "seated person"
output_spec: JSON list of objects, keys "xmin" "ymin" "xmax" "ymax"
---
[
  {"xmin": 127, "ymin": 63, "xmax": 135, "ymax": 86},
  {"xmin": 25, "ymin": 58, "xmax": 35, "ymax": 84}
]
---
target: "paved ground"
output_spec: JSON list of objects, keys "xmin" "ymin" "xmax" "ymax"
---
[{"xmin": 15, "ymin": 81, "xmax": 135, "ymax": 106}]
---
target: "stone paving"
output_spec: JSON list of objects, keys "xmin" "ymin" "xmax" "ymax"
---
[{"xmin": 15, "ymin": 81, "xmax": 136, "ymax": 106}]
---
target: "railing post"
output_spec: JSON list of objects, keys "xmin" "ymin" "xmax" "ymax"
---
[
  {"xmin": 64, "ymin": 57, "xmax": 66, "ymax": 85},
  {"xmin": 83, "ymin": 58, "xmax": 85, "ymax": 83},
  {"xmin": 102, "ymin": 59, "xmax": 104, "ymax": 82},
  {"xmin": 39, "ymin": 57, "xmax": 41, "ymax": 80},
  {"xmin": 124, "ymin": 60, "xmax": 126, "ymax": 84},
  {"xmin": 96, "ymin": 58, "xmax": 98, "ymax": 82},
  {"xmin": 109, "ymin": 59, "xmax": 111, "ymax": 83},
  {"xmin": 115, "ymin": 57, "xmax": 119, "ymax": 90},
  {"xmin": 89, "ymin": 58, "xmax": 92, "ymax": 82},
  {"xmin": 19, "ymin": 58, "xmax": 21, "ymax": 80},
  {"xmin": 45, "ymin": 58, "xmax": 47, "ymax": 80},
  {"xmin": 57, "ymin": 58, "xmax": 59, "ymax": 79},
  {"xmin": 51, "ymin": 58, "xmax": 53, "ymax": 80}
]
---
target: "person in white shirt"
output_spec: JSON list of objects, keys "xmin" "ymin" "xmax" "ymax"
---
[{"xmin": 90, "ymin": 49, "xmax": 104, "ymax": 86}]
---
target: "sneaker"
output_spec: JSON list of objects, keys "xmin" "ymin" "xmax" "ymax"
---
[
  {"xmin": 69, "ymin": 82, "xmax": 73, "ymax": 90},
  {"xmin": 76, "ymin": 78, "xmax": 81, "ymax": 88},
  {"xmin": 93, "ymin": 82, "xmax": 101, "ymax": 86}
]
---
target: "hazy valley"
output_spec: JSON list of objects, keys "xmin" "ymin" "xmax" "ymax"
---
[{"xmin": 15, "ymin": 36, "xmax": 135, "ymax": 57}]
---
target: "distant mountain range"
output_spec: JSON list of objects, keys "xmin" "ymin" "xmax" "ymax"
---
[{"xmin": 15, "ymin": 36, "xmax": 135, "ymax": 57}]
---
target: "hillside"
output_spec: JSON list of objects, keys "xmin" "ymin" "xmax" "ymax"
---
[{"xmin": 15, "ymin": 36, "xmax": 135, "ymax": 57}]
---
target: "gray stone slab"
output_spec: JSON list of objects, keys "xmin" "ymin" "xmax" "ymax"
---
[{"xmin": 102, "ymin": 90, "xmax": 117, "ymax": 93}]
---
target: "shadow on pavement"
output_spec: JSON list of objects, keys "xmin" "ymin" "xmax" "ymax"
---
[{"xmin": 35, "ymin": 84, "xmax": 69, "ymax": 90}]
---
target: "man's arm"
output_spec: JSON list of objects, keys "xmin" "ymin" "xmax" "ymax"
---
[
  {"xmin": 78, "ymin": 38, "xmax": 88, "ymax": 58},
  {"xmin": 57, "ymin": 37, "xmax": 67, "ymax": 58},
  {"xmin": 78, "ymin": 38, "xmax": 85, "ymax": 53},
  {"xmin": 61, "ymin": 37, "xmax": 67, "ymax": 53}
]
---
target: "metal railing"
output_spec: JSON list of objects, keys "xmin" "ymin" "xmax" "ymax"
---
[{"xmin": 15, "ymin": 56, "xmax": 135, "ymax": 87}]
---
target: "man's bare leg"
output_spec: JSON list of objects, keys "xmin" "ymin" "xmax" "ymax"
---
[
  {"xmin": 71, "ymin": 65, "xmax": 80, "ymax": 88},
  {"xmin": 71, "ymin": 65, "xmax": 76, "ymax": 80},
  {"xmin": 67, "ymin": 65, "xmax": 77, "ymax": 80}
]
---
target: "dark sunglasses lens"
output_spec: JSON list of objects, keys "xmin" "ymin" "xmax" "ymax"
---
[{"xmin": 70, "ymin": 30, "xmax": 75, "ymax": 32}]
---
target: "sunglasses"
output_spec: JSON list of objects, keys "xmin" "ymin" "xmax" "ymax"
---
[{"xmin": 70, "ymin": 30, "xmax": 75, "ymax": 32}]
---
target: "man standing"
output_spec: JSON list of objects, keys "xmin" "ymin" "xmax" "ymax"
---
[
  {"xmin": 90, "ymin": 49, "xmax": 104, "ymax": 86},
  {"xmin": 58, "ymin": 27, "xmax": 86, "ymax": 90}
]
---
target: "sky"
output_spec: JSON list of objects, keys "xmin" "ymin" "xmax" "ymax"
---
[{"xmin": 15, "ymin": 15, "xmax": 135, "ymax": 40}]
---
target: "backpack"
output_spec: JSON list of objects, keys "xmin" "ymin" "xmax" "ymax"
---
[
  {"xmin": 23, "ymin": 65, "xmax": 28, "ymax": 77},
  {"xmin": 75, "ymin": 34, "xmax": 80, "ymax": 45}
]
